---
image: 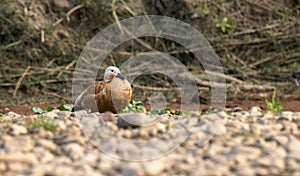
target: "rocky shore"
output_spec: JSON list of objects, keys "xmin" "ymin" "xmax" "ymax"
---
[{"xmin": 1, "ymin": 107, "xmax": 300, "ymax": 175}]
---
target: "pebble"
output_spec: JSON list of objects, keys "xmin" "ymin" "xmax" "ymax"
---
[
  {"xmin": 10, "ymin": 124, "xmax": 28, "ymax": 135},
  {"xmin": 0, "ymin": 153, "xmax": 38, "ymax": 164},
  {"xmin": 0, "ymin": 107, "xmax": 300, "ymax": 175},
  {"xmin": 33, "ymin": 148, "xmax": 55, "ymax": 163},
  {"xmin": 190, "ymin": 111, "xmax": 201, "ymax": 117},
  {"xmin": 143, "ymin": 159, "xmax": 165, "ymax": 175},
  {"xmin": 98, "ymin": 155, "xmax": 117, "ymax": 171},
  {"xmin": 280, "ymin": 111, "xmax": 294, "ymax": 121},
  {"xmin": 42, "ymin": 109, "xmax": 60, "ymax": 119},
  {"xmin": 56, "ymin": 120, "xmax": 67, "ymax": 130},
  {"xmin": 7, "ymin": 162, "xmax": 25, "ymax": 172},
  {"xmin": 262, "ymin": 112, "xmax": 274, "ymax": 119},
  {"xmin": 57, "ymin": 111, "xmax": 72, "ymax": 119},
  {"xmin": 139, "ymin": 129, "xmax": 149, "ymax": 139},
  {"xmin": 63, "ymin": 143, "xmax": 84, "ymax": 160},
  {"xmin": 53, "ymin": 165, "xmax": 74, "ymax": 176},
  {"xmin": 121, "ymin": 163, "xmax": 144, "ymax": 176},
  {"xmin": 80, "ymin": 153, "xmax": 98, "ymax": 166},
  {"xmin": 156, "ymin": 123, "xmax": 167, "ymax": 133},
  {"xmin": 7, "ymin": 111, "xmax": 21, "ymax": 119},
  {"xmin": 36, "ymin": 139, "xmax": 57, "ymax": 151},
  {"xmin": 0, "ymin": 162, "xmax": 7, "ymax": 172},
  {"xmin": 107, "ymin": 121, "xmax": 118, "ymax": 132},
  {"xmin": 101, "ymin": 112, "xmax": 115, "ymax": 122},
  {"xmin": 249, "ymin": 106, "xmax": 263, "ymax": 117},
  {"xmin": 117, "ymin": 113, "xmax": 155, "ymax": 128},
  {"xmin": 273, "ymin": 135, "xmax": 289, "ymax": 146},
  {"xmin": 293, "ymin": 112, "xmax": 300, "ymax": 121},
  {"xmin": 257, "ymin": 157, "xmax": 285, "ymax": 170},
  {"xmin": 286, "ymin": 136, "xmax": 300, "ymax": 154},
  {"xmin": 3, "ymin": 135, "xmax": 33, "ymax": 152}
]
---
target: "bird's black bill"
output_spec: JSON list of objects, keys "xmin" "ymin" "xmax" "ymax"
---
[{"xmin": 116, "ymin": 73, "xmax": 125, "ymax": 80}]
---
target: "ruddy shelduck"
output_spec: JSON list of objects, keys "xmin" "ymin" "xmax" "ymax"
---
[{"xmin": 74, "ymin": 66, "xmax": 132, "ymax": 113}]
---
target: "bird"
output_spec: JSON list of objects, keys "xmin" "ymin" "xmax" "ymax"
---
[{"xmin": 74, "ymin": 66, "xmax": 132, "ymax": 113}]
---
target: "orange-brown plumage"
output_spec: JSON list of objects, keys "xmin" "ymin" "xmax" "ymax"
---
[{"xmin": 75, "ymin": 66, "xmax": 132, "ymax": 113}]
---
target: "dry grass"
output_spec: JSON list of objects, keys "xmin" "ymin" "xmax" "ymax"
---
[{"xmin": 1, "ymin": 0, "xmax": 300, "ymax": 106}]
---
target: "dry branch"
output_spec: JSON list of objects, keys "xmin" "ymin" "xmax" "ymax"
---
[
  {"xmin": 53, "ymin": 4, "xmax": 84, "ymax": 26},
  {"xmin": 13, "ymin": 66, "xmax": 31, "ymax": 98}
]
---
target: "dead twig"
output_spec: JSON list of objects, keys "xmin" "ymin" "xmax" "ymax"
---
[
  {"xmin": 53, "ymin": 4, "xmax": 84, "ymax": 26},
  {"xmin": 120, "ymin": 0, "xmax": 136, "ymax": 16},
  {"xmin": 206, "ymin": 70, "xmax": 244, "ymax": 84},
  {"xmin": 0, "ymin": 40, "xmax": 22, "ymax": 51},
  {"xmin": 45, "ymin": 92, "xmax": 71, "ymax": 102},
  {"xmin": 243, "ymin": 56, "xmax": 274, "ymax": 69},
  {"xmin": 13, "ymin": 66, "xmax": 31, "ymax": 98},
  {"xmin": 112, "ymin": 0, "xmax": 123, "ymax": 33},
  {"xmin": 132, "ymin": 84, "xmax": 180, "ymax": 91}
]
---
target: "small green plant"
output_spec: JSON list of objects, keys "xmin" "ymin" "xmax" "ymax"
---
[
  {"xmin": 201, "ymin": 107, "xmax": 220, "ymax": 115},
  {"xmin": 121, "ymin": 100, "xmax": 147, "ymax": 113},
  {"xmin": 215, "ymin": 17, "xmax": 233, "ymax": 33},
  {"xmin": 27, "ymin": 116, "xmax": 56, "ymax": 131},
  {"xmin": 265, "ymin": 88, "xmax": 282, "ymax": 114},
  {"xmin": 0, "ymin": 116, "xmax": 3, "ymax": 123},
  {"xmin": 32, "ymin": 103, "xmax": 74, "ymax": 114},
  {"xmin": 195, "ymin": 5, "xmax": 210, "ymax": 17},
  {"xmin": 164, "ymin": 108, "xmax": 182, "ymax": 115},
  {"xmin": 32, "ymin": 106, "xmax": 45, "ymax": 114},
  {"xmin": 121, "ymin": 100, "xmax": 183, "ymax": 115}
]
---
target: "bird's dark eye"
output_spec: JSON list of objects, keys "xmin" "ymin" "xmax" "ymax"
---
[{"xmin": 111, "ymin": 70, "xmax": 114, "ymax": 72}]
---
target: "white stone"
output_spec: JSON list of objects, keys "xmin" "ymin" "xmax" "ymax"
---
[
  {"xmin": 249, "ymin": 106, "xmax": 262, "ymax": 117},
  {"xmin": 10, "ymin": 124, "xmax": 27, "ymax": 135},
  {"xmin": 262, "ymin": 112, "xmax": 275, "ymax": 119},
  {"xmin": 279, "ymin": 111, "xmax": 294, "ymax": 121},
  {"xmin": 0, "ymin": 153, "xmax": 38, "ymax": 164},
  {"xmin": 63, "ymin": 143, "xmax": 84, "ymax": 160},
  {"xmin": 3, "ymin": 135, "xmax": 33, "ymax": 152},
  {"xmin": 143, "ymin": 159, "xmax": 165, "ymax": 175},
  {"xmin": 287, "ymin": 136, "xmax": 300, "ymax": 154},
  {"xmin": 0, "ymin": 162, "xmax": 7, "ymax": 172},
  {"xmin": 37, "ymin": 139, "xmax": 57, "ymax": 151},
  {"xmin": 43, "ymin": 111, "xmax": 58, "ymax": 119},
  {"xmin": 7, "ymin": 111, "xmax": 21, "ymax": 119}
]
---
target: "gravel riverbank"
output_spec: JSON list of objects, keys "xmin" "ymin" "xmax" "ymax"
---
[{"xmin": 1, "ymin": 107, "xmax": 300, "ymax": 175}]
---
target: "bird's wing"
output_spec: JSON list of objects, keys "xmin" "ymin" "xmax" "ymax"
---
[
  {"xmin": 125, "ymin": 80, "xmax": 132, "ymax": 101},
  {"xmin": 75, "ymin": 81, "xmax": 108, "ymax": 112},
  {"xmin": 94, "ymin": 81, "xmax": 114, "ymax": 112}
]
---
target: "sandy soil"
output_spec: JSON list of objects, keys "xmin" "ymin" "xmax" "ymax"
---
[{"xmin": 1, "ymin": 100, "xmax": 300, "ymax": 115}]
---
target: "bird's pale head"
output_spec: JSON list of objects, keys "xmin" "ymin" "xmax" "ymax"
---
[{"xmin": 104, "ymin": 66, "xmax": 121, "ymax": 82}]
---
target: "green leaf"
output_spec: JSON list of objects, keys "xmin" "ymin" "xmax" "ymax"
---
[
  {"xmin": 45, "ymin": 106, "xmax": 54, "ymax": 112},
  {"xmin": 175, "ymin": 109, "xmax": 182, "ymax": 115},
  {"xmin": 120, "ymin": 107, "xmax": 130, "ymax": 113},
  {"xmin": 32, "ymin": 107, "xmax": 45, "ymax": 114},
  {"xmin": 221, "ymin": 26, "xmax": 226, "ymax": 33},
  {"xmin": 137, "ymin": 105, "xmax": 147, "ymax": 113},
  {"xmin": 59, "ymin": 104, "xmax": 74, "ymax": 111},
  {"xmin": 165, "ymin": 108, "xmax": 171, "ymax": 114},
  {"xmin": 264, "ymin": 88, "xmax": 282, "ymax": 114}
]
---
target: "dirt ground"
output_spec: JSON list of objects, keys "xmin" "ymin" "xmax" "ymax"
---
[{"xmin": 1, "ymin": 100, "xmax": 299, "ymax": 115}]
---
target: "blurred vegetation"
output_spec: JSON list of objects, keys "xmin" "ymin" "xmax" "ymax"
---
[
  {"xmin": 265, "ymin": 88, "xmax": 282, "ymax": 114},
  {"xmin": 32, "ymin": 103, "xmax": 73, "ymax": 114},
  {"xmin": 0, "ymin": 0, "xmax": 300, "ymax": 106},
  {"xmin": 26, "ymin": 116, "xmax": 56, "ymax": 131}
]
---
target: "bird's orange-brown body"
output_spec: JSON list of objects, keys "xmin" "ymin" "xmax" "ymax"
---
[{"xmin": 74, "ymin": 66, "xmax": 132, "ymax": 113}]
